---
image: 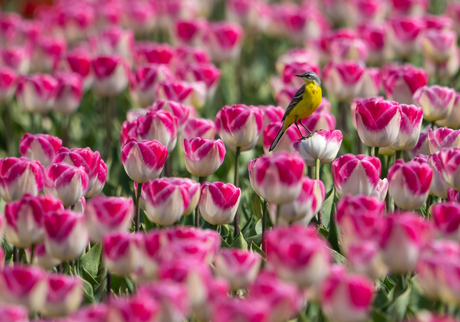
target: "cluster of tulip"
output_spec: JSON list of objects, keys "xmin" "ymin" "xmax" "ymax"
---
[{"xmin": 2, "ymin": 0, "xmax": 460, "ymax": 321}]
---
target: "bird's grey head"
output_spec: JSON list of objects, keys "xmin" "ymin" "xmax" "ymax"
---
[{"xmin": 294, "ymin": 71, "xmax": 321, "ymax": 86}]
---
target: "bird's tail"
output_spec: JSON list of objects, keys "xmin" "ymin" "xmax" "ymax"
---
[{"xmin": 269, "ymin": 123, "xmax": 286, "ymax": 152}]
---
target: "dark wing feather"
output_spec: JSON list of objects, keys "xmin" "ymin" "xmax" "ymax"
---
[{"xmin": 282, "ymin": 84, "xmax": 305, "ymax": 121}]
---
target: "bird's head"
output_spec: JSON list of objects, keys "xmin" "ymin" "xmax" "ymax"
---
[{"xmin": 295, "ymin": 71, "xmax": 321, "ymax": 87}]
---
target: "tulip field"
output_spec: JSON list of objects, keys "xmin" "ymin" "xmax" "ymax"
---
[{"xmin": 3, "ymin": 0, "xmax": 460, "ymax": 321}]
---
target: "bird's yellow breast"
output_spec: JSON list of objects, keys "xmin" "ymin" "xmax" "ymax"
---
[{"xmin": 290, "ymin": 83, "xmax": 322, "ymax": 120}]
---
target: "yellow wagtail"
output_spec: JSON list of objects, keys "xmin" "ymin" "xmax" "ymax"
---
[{"xmin": 269, "ymin": 71, "xmax": 322, "ymax": 152}]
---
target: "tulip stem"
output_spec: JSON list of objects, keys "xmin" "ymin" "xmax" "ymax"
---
[
  {"xmin": 104, "ymin": 97, "xmax": 112, "ymax": 161},
  {"xmin": 3, "ymin": 103, "xmax": 13, "ymax": 155},
  {"xmin": 262, "ymin": 200, "xmax": 267, "ymax": 252},
  {"xmin": 315, "ymin": 159, "xmax": 323, "ymax": 227},
  {"xmin": 395, "ymin": 150, "xmax": 402, "ymax": 160},
  {"xmin": 195, "ymin": 176, "xmax": 206, "ymax": 227},
  {"xmin": 371, "ymin": 147, "xmax": 379, "ymax": 157},
  {"xmin": 135, "ymin": 182, "xmax": 143, "ymax": 232},
  {"xmin": 29, "ymin": 244, "xmax": 35, "ymax": 265},
  {"xmin": 233, "ymin": 147, "xmax": 241, "ymax": 237},
  {"xmin": 339, "ymin": 102, "xmax": 348, "ymax": 134},
  {"xmin": 106, "ymin": 271, "xmax": 111, "ymax": 301},
  {"xmin": 13, "ymin": 246, "xmax": 18, "ymax": 263},
  {"xmin": 276, "ymin": 205, "xmax": 281, "ymax": 226}
]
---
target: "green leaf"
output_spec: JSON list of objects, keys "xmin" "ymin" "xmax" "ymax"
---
[
  {"xmin": 388, "ymin": 282, "xmax": 412, "ymax": 321},
  {"xmin": 246, "ymin": 233, "xmax": 262, "ymax": 246},
  {"xmin": 220, "ymin": 236, "xmax": 231, "ymax": 248},
  {"xmin": 80, "ymin": 277, "xmax": 95, "ymax": 304},
  {"xmin": 321, "ymin": 188, "xmax": 335, "ymax": 229},
  {"xmin": 250, "ymin": 241, "xmax": 265, "ymax": 258},
  {"xmin": 318, "ymin": 227, "xmax": 329, "ymax": 239},
  {"xmin": 80, "ymin": 244, "xmax": 102, "ymax": 278},
  {"xmin": 330, "ymin": 248, "xmax": 347, "ymax": 265},
  {"xmin": 254, "ymin": 219, "xmax": 262, "ymax": 235},
  {"xmin": 82, "ymin": 268, "xmax": 99, "ymax": 288},
  {"xmin": 297, "ymin": 311, "xmax": 308, "ymax": 322},
  {"xmin": 372, "ymin": 308, "xmax": 392, "ymax": 322},
  {"xmin": 327, "ymin": 195, "xmax": 341, "ymax": 253},
  {"xmin": 230, "ymin": 232, "xmax": 248, "ymax": 250}
]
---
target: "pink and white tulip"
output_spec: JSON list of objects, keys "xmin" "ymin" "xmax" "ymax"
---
[
  {"xmin": 131, "ymin": 64, "xmax": 174, "ymax": 107},
  {"xmin": 323, "ymin": 61, "xmax": 366, "ymax": 102},
  {"xmin": 413, "ymin": 85, "xmax": 455, "ymax": 122},
  {"xmin": 91, "ymin": 55, "xmax": 129, "ymax": 97},
  {"xmin": 41, "ymin": 274, "xmax": 83, "ymax": 317},
  {"xmin": 0, "ymin": 157, "xmax": 45, "ymax": 202},
  {"xmin": 176, "ymin": 63, "xmax": 221, "ymax": 99},
  {"xmin": 387, "ymin": 17, "xmax": 425, "ymax": 58},
  {"xmin": 0, "ymin": 46, "xmax": 30, "ymax": 74},
  {"xmin": 428, "ymin": 152, "xmax": 450, "ymax": 199},
  {"xmin": 85, "ymin": 158, "xmax": 107, "ymax": 198},
  {"xmin": 439, "ymin": 147, "xmax": 460, "ymax": 190},
  {"xmin": 103, "ymin": 232, "xmax": 142, "ymax": 276},
  {"xmin": 171, "ymin": 19, "xmax": 207, "ymax": 47},
  {"xmin": 137, "ymin": 110, "xmax": 178, "ymax": 152},
  {"xmin": 107, "ymin": 297, "xmax": 159, "ymax": 322},
  {"xmin": 43, "ymin": 210, "xmax": 88, "ymax": 261},
  {"xmin": 85, "ymin": 196, "xmax": 134, "ymax": 243},
  {"xmin": 183, "ymin": 138, "xmax": 226, "ymax": 177},
  {"xmin": 202, "ymin": 22, "xmax": 243, "ymax": 63},
  {"xmin": 294, "ymin": 130, "xmax": 343, "ymax": 167},
  {"xmin": 382, "ymin": 64, "xmax": 428, "ymax": 104},
  {"xmin": 5, "ymin": 194, "xmax": 63, "ymax": 248},
  {"xmin": 390, "ymin": 104, "xmax": 424, "ymax": 151},
  {"xmin": 388, "ymin": 159, "xmax": 433, "ymax": 210},
  {"xmin": 321, "ymin": 273, "xmax": 374, "ymax": 322},
  {"xmin": 0, "ymin": 265, "xmax": 48, "ymax": 311},
  {"xmin": 154, "ymin": 80, "xmax": 194, "ymax": 106},
  {"xmin": 380, "ymin": 213, "xmax": 432, "ymax": 273},
  {"xmin": 437, "ymin": 92, "xmax": 460, "ymax": 128},
  {"xmin": 0, "ymin": 66, "xmax": 17, "ymax": 103},
  {"xmin": 215, "ymin": 104, "xmax": 263, "ymax": 151},
  {"xmin": 30, "ymin": 36, "xmax": 66, "ymax": 73},
  {"xmin": 53, "ymin": 72, "xmax": 83, "ymax": 114},
  {"xmin": 199, "ymin": 182, "xmax": 241, "ymax": 226},
  {"xmin": 409, "ymin": 127, "xmax": 431, "ymax": 158},
  {"xmin": 263, "ymin": 122, "xmax": 301, "ymax": 154},
  {"xmin": 90, "ymin": 26, "xmax": 134, "ymax": 63},
  {"xmin": 166, "ymin": 178, "xmax": 201, "ymax": 216},
  {"xmin": 212, "ymin": 298, "xmax": 269, "ymax": 322},
  {"xmin": 121, "ymin": 138, "xmax": 168, "ymax": 183},
  {"xmin": 432, "ymin": 202, "xmax": 460, "ymax": 241},
  {"xmin": 16, "ymin": 74, "xmax": 57, "ymax": 113},
  {"xmin": 420, "ymin": 29, "xmax": 457, "ymax": 63},
  {"xmin": 0, "ymin": 305, "xmax": 29, "ymax": 322},
  {"xmin": 347, "ymin": 241, "xmax": 388, "ymax": 280},
  {"xmin": 355, "ymin": 98, "xmax": 402, "ymax": 148},
  {"xmin": 133, "ymin": 42, "xmax": 174, "ymax": 67},
  {"xmin": 44, "ymin": 163, "xmax": 88, "ymax": 207},
  {"xmin": 428, "ymin": 128, "xmax": 460, "ymax": 154},
  {"xmin": 332, "ymin": 154, "xmax": 381, "ymax": 198},
  {"xmin": 183, "ymin": 118, "xmax": 216, "ymax": 140},
  {"xmin": 249, "ymin": 152, "xmax": 304, "ymax": 205},
  {"xmin": 149, "ymin": 100, "xmax": 190, "ymax": 133},
  {"xmin": 19, "ymin": 133, "xmax": 62, "ymax": 167},
  {"xmin": 214, "ymin": 249, "xmax": 261, "ymax": 290},
  {"xmin": 121, "ymin": 1, "xmax": 156, "ymax": 36},
  {"xmin": 34, "ymin": 244, "xmax": 61, "ymax": 270},
  {"xmin": 143, "ymin": 178, "xmax": 191, "ymax": 226},
  {"xmin": 301, "ymin": 111, "xmax": 337, "ymax": 132},
  {"xmin": 53, "ymin": 48, "xmax": 93, "ymax": 90},
  {"xmin": 271, "ymin": 177, "xmax": 325, "ymax": 226}
]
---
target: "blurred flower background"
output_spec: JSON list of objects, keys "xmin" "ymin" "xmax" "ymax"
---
[{"xmin": 1, "ymin": 0, "xmax": 460, "ymax": 321}]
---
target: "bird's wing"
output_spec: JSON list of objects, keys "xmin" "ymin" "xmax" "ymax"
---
[{"xmin": 282, "ymin": 84, "xmax": 305, "ymax": 121}]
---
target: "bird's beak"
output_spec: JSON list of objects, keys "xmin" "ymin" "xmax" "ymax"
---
[{"xmin": 294, "ymin": 74, "xmax": 303, "ymax": 77}]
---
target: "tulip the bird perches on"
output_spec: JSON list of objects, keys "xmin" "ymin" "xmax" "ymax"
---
[{"xmin": 269, "ymin": 71, "xmax": 322, "ymax": 152}]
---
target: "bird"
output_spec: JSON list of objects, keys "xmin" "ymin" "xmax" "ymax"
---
[{"xmin": 269, "ymin": 71, "xmax": 322, "ymax": 152}]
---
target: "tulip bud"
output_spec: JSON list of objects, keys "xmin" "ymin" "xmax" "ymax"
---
[
  {"xmin": 54, "ymin": 48, "xmax": 93, "ymax": 90},
  {"xmin": 137, "ymin": 281, "xmax": 189, "ymax": 322},
  {"xmin": 388, "ymin": 159, "xmax": 432, "ymax": 210},
  {"xmin": 183, "ymin": 138, "xmax": 225, "ymax": 177},
  {"xmin": 323, "ymin": 61, "xmax": 366, "ymax": 102},
  {"xmin": 91, "ymin": 55, "xmax": 129, "ymax": 97},
  {"xmin": 40, "ymin": 274, "xmax": 83, "ymax": 317},
  {"xmin": 183, "ymin": 118, "xmax": 216, "ymax": 140},
  {"xmin": 249, "ymin": 152, "xmax": 304, "ymax": 205},
  {"xmin": 428, "ymin": 128, "xmax": 460, "ymax": 154},
  {"xmin": 44, "ymin": 163, "xmax": 88, "ymax": 207},
  {"xmin": 215, "ymin": 104, "xmax": 263, "ymax": 151},
  {"xmin": 0, "ymin": 265, "xmax": 48, "ymax": 311},
  {"xmin": 383, "ymin": 64, "xmax": 428, "ymax": 105},
  {"xmin": 266, "ymin": 226, "xmax": 332, "ymax": 288},
  {"xmin": 85, "ymin": 196, "xmax": 134, "ymax": 243},
  {"xmin": 301, "ymin": 111, "xmax": 337, "ymax": 133},
  {"xmin": 30, "ymin": 36, "xmax": 67, "ymax": 73},
  {"xmin": 199, "ymin": 181, "xmax": 241, "ymax": 226},
  {"xmin": 149, "ymin": 100, "xmax": 190, "ymax": 134},
  {"xmin": 448, "ymin": 188, "xmax": 460, "ymax": 202},
  {"xmin": 212, "ymin": 298, "xmax": 270, "ymax": 322},
  {"xmin": 330, "ymin": 38, "xmax": 369, "ymax": 62},
  {"xmin": 73, "ymin": 304, "xmax": 109, "ymax": 321},
  {"xmin": 56, "ymin": 3, "xmax": 95, "ymax": 44},
  {"xmin": 107, "ymin": 297, "xmax": 159, "ymax": 322},
  {"xmin": 91, "ymin": 26, "xmax": 134, "ymax": 64},
  {"xmin": 425, "ymin": 152, "xmax": 449, "ymax": 199},
  {"xmin": 176, "ymin": 63, "xmax": 221, "ymax": 99},
  {"xmin": 131, "ymin": 64, "xmax": 174, "ymax": 107},
  {"xmin": 410, "ymin": 128, "xmax": 431, "ymax": 158},
  {"xmin": 103, "ymin": 232, "xmax": 142, "ymax": 276},
  {"xmin": 0, "ymin": 66, "xmax": 17, "ymax": 103},
  {"xmin": 0, "ymin": 305, "xmax": 29, "ymax": 322},
  {"xmin": 347, "ymin": 241, "xmax": 388, "ymax": 280},
  {"xmin": 437, "ymin": 93, "xmax": 460, "ymax": 128},
  {"xmin": 43, "ymin": 210, "xmax": 88, "ymax": 261},
  {"xmin": 143, "ymin": 178, "xmax": 191, "ymax": 226},
  {"xmin": 420, "ymin": 29, "xmax": 457, "ymax": 63},
  {"xmin": 431, "ymin": 203, "xmax": 460, "ymax": 241},
  {"xmin": 390, "ymin": 104, "xmax": 424, "ymax": 151},
  {"xmin": 5, "ymin": 194, "xmax": 63, "ymax": 248},
  {"xmin": 154, "ymin": 80, "xmax": 194, "ymax": 106},
  {"xmin": 171, "ymin": 19, "xmax": 207, "ymax": 47},
  {"xmin": 121, "ymin": 138, "xmax": 168, "ymax": 183},
  {"xmin": 0, "ymin": 157, "xmax": 45, "ymax": 202},
  {"xmin": 413, "ymin": 85, "xmax": 455, "ymax": 122},
  {"xmin": 356, "ymin": 23, "xmax": 390, "ymax": 66},
  {"xmin": 137, "ymin": 110, "xmax": 178, "ymax": 152},
  {"xmin": 294, "ymin": 130, "xmax": 343, "ymax": 167},
  {"xmin": 439, "ymin": 147, "xmax": 460, "ymax": 190},
  {"xmin": 202, "ymin": 22, "xmax": 243, "ymax": 63},
  {"xmin": 332, "ymin": 154, "xmax": 381, "ymax": 198},
  {"xmin": 373, "ymin": 178, "xmax": 389, "ymax": 201},
  {"xmin": 0, "ymin": 46, "xmax": 30, "ymax": 74},
  {"xmin": 271, "ymin": 177, "xmax": 325, "ymax": 226},
  {"xmin": 53, "ymin": 72, "xmax": 83, "ymax": 115},
  {"xmin": 165, "ymin": 227, "xmax": 221, "ymax": 260},
  {"xmin": 85, "ymin": 159, "xmax": 107, "ymax": 198},
  {"xmin": 387, "ymin": 17, "xmax": 425, "ymax": 58},
  {"xmin": 263, "ymin": 122, "xmax": 301, "ymax": 154},
  {"xmin": 380, "ymin": 213, "xmax": 432, "ymax": 273},
  {"xmin": 34, "ymin": 244, "xmax": 61, "ymax": 270},
  {"xmin": 16, "ymin": 74, "xmax": 57, "ymax": 113},
  {"xmin": 214, "ymin": 249, "xmax": 261, "ymax": 290},
  {"xmin": 321, "ymin": 273, "xmax": 374, "ymax": 322},
  {"xmin": 19, "ymin": 133, "xmax": 62, "ymax": 167},
  {"xmin": 121, "ymin": 1, "xmax": 156, "ymax": 36}
]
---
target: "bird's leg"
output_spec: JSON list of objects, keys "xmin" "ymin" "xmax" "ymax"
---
[
  {"xmin": 299, "ymin": 119, "xmax": 313, "ymax": 134},
  {"xmin": 294, "ymin": 119, "xmax": 307, "ymax": 139}
]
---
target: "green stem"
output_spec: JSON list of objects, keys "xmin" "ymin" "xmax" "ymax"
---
[
  {"xmin": 261, "ymin": 199, "xmax": 267, "ymax": 252},
  {"xmin": 135, "ymin": 182, "xmax": 142, "ymax": 232},
  {"xmin": 4, "ymin": 103, "xmax": 13, "ymax": 155},
  {"xmin": 13, "ymin": 246, "xmax": 18, "ymax": 263},
  {"xmin": 104, "ymin": 97, "xmax": 112, "ymax": 161},
  {"xmin": 426, "ymin": 194, "xmax": 433, "ymax": 216},
  {"xmin": 315, "ymin": 159, "xmax": 320, "ymax": 181},
  {"xmin": 195, "ymin": 176, "xmax": 206, "ymax": 227},
  {"xmin": 395, "ymin": 150, "xmax": 402, "ymax": 160},
  {"xmin": 276, "ymin": 204, "xmax": 281, "ymax": 226},
  {"xmin": 106, "ymin": 271, "xmax": 111, "ymax": 301},
  {"xmin": 233, "ymin": 147, "xmax": 241, "ymax": 237},
  {"xmin": 375, "ymin": 147, "xmax": 379, "ymax": 157},
  {"xmin": 29, "ymin": 244, "xmax": 35, "ymax": 265}
]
